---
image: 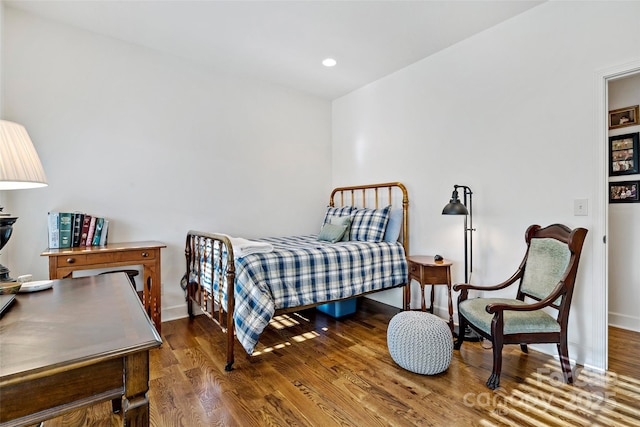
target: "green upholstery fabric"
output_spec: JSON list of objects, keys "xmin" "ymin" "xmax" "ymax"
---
[
  {"xmin": 459, "ymin": 298, "xmax": 560, "ymax": 335},
  {"xmin": 520, "ymin": 238, "xmax": 570, "ymax": 303}
]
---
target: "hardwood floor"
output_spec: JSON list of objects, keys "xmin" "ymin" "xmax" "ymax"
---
[{"xmin": 44, "ymin": 300, "xmax": 640, "ymax": 426}]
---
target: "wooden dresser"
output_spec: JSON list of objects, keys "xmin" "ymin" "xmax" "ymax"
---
[{"xmin": 41, "ymin": 241, "xmax": 166, "ymax": 333}]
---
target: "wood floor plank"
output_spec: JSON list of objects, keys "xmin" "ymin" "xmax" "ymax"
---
[{"xmin": 41, "ymin": 300, "xmax": 640, "ymax": 427}]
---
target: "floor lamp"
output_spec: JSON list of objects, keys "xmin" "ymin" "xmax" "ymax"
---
[
  {"xmin": 0, "ymin": 120, "xmax": 48, "ymax": 282},
  {"xmin": 442, "ymin": 184, "xmax": 480, "ymax": 341}
]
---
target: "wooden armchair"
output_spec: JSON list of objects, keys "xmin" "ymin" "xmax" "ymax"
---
[{"xmin": 453, "ymin": 224, "xmax": 588, "ymax": 389}]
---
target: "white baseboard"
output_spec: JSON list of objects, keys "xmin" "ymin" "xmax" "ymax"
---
[
  {"xmin": 162, "ymin": 304, "xmax": 189, "ymax": 323},
  {"xmin": 608, "ymin": 312, "xmax": 640, "ymax": 332}
]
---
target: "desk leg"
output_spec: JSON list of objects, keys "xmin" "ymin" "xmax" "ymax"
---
[
  {"xmin": 143, "ymin": 257, "xmax": 162, "ymax": 335},
  {"xmin": 122, "ymin": 351, "xmax": 151, "ymax": 427}
]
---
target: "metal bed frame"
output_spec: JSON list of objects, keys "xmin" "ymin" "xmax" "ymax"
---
[{"xmin": 183, "ymin": 182, "xmax": 409, "ymax": 371}]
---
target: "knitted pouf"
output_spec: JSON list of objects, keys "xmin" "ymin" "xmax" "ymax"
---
[{"xmin": 387, "ymin": 311, "xmax": 453, "ymax": 375}]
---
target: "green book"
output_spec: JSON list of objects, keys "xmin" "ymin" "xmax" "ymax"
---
[
  {"xmin": 59, "ymin": 212, "xmax": 73, "ymax": 248},
  {"xmin": 92, "ymin": 217, "xmax": 104, "ymax": 246}
]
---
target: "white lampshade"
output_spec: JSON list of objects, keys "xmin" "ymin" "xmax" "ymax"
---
[{"xmin": 0, "ymin": 120, "xmax": 48, "ymax": 190}]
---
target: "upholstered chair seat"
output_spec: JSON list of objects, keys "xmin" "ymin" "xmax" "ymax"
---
[{"xmin": 458, "ymin": 298, "xmax": 561, "ymax": 335}]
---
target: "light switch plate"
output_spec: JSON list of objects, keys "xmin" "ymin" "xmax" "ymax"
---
[{"xmin": 574, "ymin": 198, "xmax": 588, "ymax": 216}]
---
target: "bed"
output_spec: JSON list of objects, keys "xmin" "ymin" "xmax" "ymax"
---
[{"xmin": 183, "ymin": 182, "xmax": 410, "ymax": 371}]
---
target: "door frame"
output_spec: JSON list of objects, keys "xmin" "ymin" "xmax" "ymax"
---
[{"xmin": 595, "ymin": 59, "xmax": 640, "ymax": 371}]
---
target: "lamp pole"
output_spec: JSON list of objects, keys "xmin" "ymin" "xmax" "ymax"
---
[{"xmin": 459, "ymin": 185, "xmax": 473, "ymax": 284}]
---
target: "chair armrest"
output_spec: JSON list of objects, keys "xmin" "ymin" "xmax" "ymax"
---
[
  {"xmin": 487, "ymin": 276, "xmax": 570, "ymax": 314},
  {"xmin": 453, "ymin": 270, "xmax": 523, "ymax": 293},
  {"xmin": 486, "ymin": 286, "xmax": 566, "ymax": 314},
  {"xmin": 485, "ymin": 299, "xmax": 547, "ymax": 314},
  {"xmin": 453, "ymin": 283, "xmax": 483, "ymax": 292}
]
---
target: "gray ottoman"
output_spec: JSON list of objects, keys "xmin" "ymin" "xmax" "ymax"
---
[{"xmin": 387, "ymin": 311, "xmax": 453, "ymax": 375}]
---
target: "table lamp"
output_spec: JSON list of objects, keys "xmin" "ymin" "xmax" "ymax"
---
[{"xmin": 0, "ymin": 120, "xmax": 48, "ymax": 282}]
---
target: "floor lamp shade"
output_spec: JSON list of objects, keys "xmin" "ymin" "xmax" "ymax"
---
[
  {"xmin": 442, "ymin": 187, "xmax": 469, "ymax": 216},
  {"xmin": 0, "ymin": 120, "xmax": 48, "ymax": 190}
]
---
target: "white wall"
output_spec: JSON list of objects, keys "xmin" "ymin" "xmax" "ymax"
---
[
  {"xmin": 2, "ymin": 8, "xmax": 332, "ymax": 320},
  {"xmin": 0, "ymin": 1, "xmax": 4, "ymax": 114},
  {"xmin": 332, "ymin": 1, "xmax": 640, "ymax": 370},
  {"xmin": 0, "ymin": 2, "xmax": 6, "ymax": 213},
  {"xmin": 608, "ymin": 73, "xmax": 640, "ymax": 331}
]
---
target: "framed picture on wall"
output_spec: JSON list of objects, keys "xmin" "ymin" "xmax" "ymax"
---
[
  {"xmin": 609, "ymin": 180, "xmax": 640, "ymax": 203},
  {"xmin": 609, "ymin": 105, "xmax": 639, "ymax": 129},
  {"xmin": 609, "ymin": 132, "xmax": 639, "ymax": 176}
]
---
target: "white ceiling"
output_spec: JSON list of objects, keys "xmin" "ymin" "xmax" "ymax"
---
[{"xmin": 5, "ymin": 0, "xmax": 545, "ymax": 100}]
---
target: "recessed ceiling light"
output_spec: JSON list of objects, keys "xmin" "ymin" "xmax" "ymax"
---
[{"xmin": 322, "ymin": 58, "xmax": 337, "ymax": 67}]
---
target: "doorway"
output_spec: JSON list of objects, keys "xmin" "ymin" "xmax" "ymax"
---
[{"xmin": 598, "ymin": 60, "xmax": 640, "ymax": 371}]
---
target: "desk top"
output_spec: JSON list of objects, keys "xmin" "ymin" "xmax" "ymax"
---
[
  {"xmin": 40, "ymin": 241, "xmax": 166, "ymax": 256},
  {"xmin": 0, "ymin": 274, "xmax": 162, "ymax": 382}
]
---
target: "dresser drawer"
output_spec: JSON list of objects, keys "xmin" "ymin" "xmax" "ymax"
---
[
  {"xmin": 56, "ymin": 254, "xmax": 89, "ymax": 266},
  {"xmin": 54, "ymin": 249, "xmax": 156, "ymax": 267},
  {"xmin": 408, "ymin": 261, "xmax": 421, "ymax": 280},
  {"xmin": 408, "ymin": 260, "xmax": 449, "ymax": 284},
  {"xmin": 422, "ymin": 269, "xmax": 449, "ymax": 283},
  {"xmin": 115, "ymin": 249, "xmax": 156, "ymax": 263}
]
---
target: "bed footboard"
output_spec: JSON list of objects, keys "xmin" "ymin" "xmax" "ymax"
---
[{"xmin": 184, "ymin": 230, "xmax": 236, "ymax": 371}]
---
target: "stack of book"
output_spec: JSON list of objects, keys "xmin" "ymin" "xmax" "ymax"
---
[{"xmin": 47, "ymin": 212, "xmax": 110, "ymax": 249}]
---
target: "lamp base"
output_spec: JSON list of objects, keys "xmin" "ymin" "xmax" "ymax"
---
[
  {"xmin": 454, "ymin": 324, "xmax": 482, "ymax": 342},
  {"xmin": 0, "ymin": 214, "xmax": 18, "ymax": 283},
  {"xmin": 0, "ymin": 262, "xmax": 15, "ymax": 282}
]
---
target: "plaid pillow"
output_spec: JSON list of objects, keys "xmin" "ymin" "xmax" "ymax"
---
[
  {"xmin": 322, "ymin": 206, "xmax": 354, "ymax": 228},
  {"xmin": 350, "ymin": 205, "xmax": 392, "ymax": 242}
]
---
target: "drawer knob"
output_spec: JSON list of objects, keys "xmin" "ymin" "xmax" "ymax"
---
[
  {"xmin": 66, "ymin": 258, "xmax": 75, "ymax": 264},
  {"xmin": 141, "ymin": 252, "xmax": 149, "ymax": 257}
]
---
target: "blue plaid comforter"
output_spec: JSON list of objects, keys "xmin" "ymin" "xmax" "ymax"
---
[{"xmin": 199, "ymin": 235, "xmax": 407, "ymax": 355}]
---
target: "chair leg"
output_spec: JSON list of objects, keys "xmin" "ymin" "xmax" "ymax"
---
[
  {"xmin": 454, "ymin": 316, "xmax": 467, "ymax": 350},
  {"xmin": 487, "ymin": 338, "xmax": 503, "ymax": 390},
  {"xmin": 557, "ymin": 340, "xmax": 573, "ymax": 384},
  {"xmin": 520, "ymin": 344, "xmax": 528, "ymax": 353}
]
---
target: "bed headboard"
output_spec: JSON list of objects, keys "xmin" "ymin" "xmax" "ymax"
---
[{"xmin": 329, "ymin": 182, "xmax": 409, "ymax": 254}]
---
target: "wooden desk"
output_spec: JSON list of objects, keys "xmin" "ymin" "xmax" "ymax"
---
[
  {"xmin": 41, "ymin": 241, "xmax": 166, "ymax": 334},
  {"xmin": 407, "ymin": 255, "xmax": 454, "ymax": 334},
  {"xmin": 0, "ymin": 275, "xmax": 162, "ymax": 427}
]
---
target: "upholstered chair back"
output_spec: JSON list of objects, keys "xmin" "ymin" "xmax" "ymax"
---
[{"xmin": 520, "ymin": 238, "xmax": 571, "ymax": 305}]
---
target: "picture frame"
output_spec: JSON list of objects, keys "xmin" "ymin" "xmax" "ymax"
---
[
  {"xmin": 609, "ymin": 180, "xmax": 640, "ymax": 203},
  {"xmin": 609, "ymin": 105, "xmax": 639, "ymax": 129},
  {"xmin": 609, "ymin": 132, "xmax": 639, "ymax": 176}
]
